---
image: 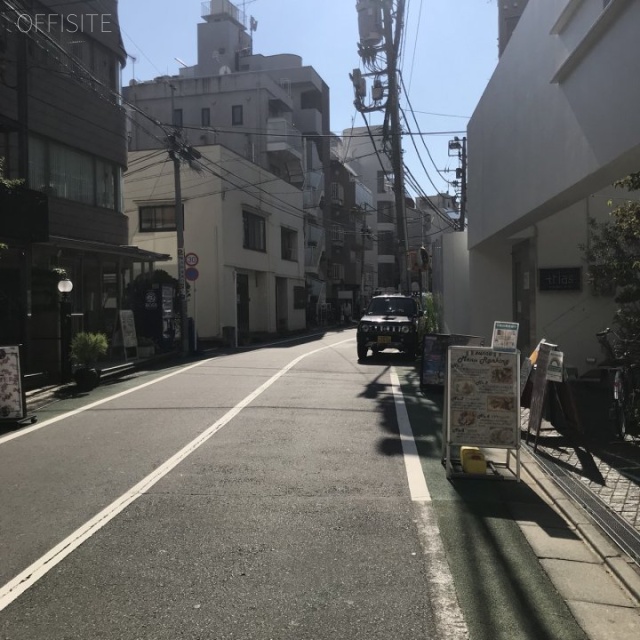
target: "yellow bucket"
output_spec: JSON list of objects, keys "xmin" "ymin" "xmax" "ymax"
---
[{"xmin": 460, "ymin": 446, "xmax": 487, "ymax": 474}]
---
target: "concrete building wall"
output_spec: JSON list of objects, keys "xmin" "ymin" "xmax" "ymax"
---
[
  {"xmin": 466, "ymin": 0, "xmax": 639, "ymax": 372},
  {"xmin": 468, "ymin": 0, "xmax": 640, "ymax": 247}
]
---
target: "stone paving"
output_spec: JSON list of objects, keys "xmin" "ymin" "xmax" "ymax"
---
[{"xmin": 521, "ymin": 408, "xmax": 640, "ymax": 536}]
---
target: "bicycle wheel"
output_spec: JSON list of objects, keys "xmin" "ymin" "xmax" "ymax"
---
[{"xmin": 615, "ymin": 401, "xmax": 628, "ymax": 440}]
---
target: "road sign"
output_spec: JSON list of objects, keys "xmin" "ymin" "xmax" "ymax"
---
[
  {"xmin": 186, "ymin": 267, "xmax": 199, "ymax": 281},
  {"xmin": 185, "ymin": 252, "xmax": 199, "ymax": 267}
]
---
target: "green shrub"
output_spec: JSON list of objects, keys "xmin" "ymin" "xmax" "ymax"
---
[{"xmin": 70, "ymin": 332, "xmax": 108, "ymax": 367}]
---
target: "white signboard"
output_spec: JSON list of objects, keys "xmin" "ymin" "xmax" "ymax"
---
[
  {"xmin": 447, "ymin": 346, "xmax": 520, "ymax": 449},
  {"xmin": 491, "ymin": 321, "xmax": 519, "ymax": 353},
  {"xmin": 119, "ymin": 310, "xmax": 138, "ymax": 349},
  {"xmin": 546, "ymin": 350, "xmax": 564, "ymax": 383}
]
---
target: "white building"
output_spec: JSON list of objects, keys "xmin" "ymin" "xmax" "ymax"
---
[
  {"xmin": 123, "ymin": 0, "xmax": 332, "ymax": 333},
  {"xmin": 343, "ymin": 125, "xmax": 399, "ymax": 291},
  {"xmin": 124, "ymin": 145, "xmax": 306, "ymax": 341},
  {"xmin": 462, "ymin": 0, "xmax": 640, "ymax": 371}
]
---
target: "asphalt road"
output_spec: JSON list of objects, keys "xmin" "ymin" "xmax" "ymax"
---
[
  {"xmin": 1, "ymin": 331, "xmax": 602, "ymax": 639},
  {"xmin": 0, "ymin": 332, "xmax": 467, "ymax": 639}
]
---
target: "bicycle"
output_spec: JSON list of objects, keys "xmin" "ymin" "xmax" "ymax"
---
[{"xmin": 596, "ymin": 328, "xmax": 640, "ymax": 440}]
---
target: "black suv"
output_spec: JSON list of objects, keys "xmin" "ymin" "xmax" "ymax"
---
[{"xmin": 357, "ymin": 294, "xmax": 426, "ymax": 360}]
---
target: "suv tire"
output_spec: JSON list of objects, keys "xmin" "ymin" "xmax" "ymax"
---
[{"xmin": 357, "ymin": 344, "xmax": 368, "ymax": 360}]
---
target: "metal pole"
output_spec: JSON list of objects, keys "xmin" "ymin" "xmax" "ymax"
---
[{"xmin": 459, "ymin": 136, "xmax": 467, "ymax": 231}]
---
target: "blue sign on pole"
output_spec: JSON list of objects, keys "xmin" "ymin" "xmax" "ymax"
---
[{"xmin": 185, "ymin": 267, "xmax": 199, "ymax": 282}]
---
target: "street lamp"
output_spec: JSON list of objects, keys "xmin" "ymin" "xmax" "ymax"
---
[{"xmin": 57, "ymin": 278, "xmax": 73, "ymax": 382}]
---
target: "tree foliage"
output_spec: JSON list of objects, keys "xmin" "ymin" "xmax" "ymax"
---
[{"xmin": 582, "ymin": 172, "xmax": 640, "ymax": 336}]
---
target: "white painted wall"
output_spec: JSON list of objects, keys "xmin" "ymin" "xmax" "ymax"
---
[
  {"xmin": 465, "ymin": 0, "xmax": 640, "ymax": 372},
  {"xmin": 468, "ymin": 0, "xmax": 640, "ymax": 247},
  {"xmin": 439, "ymin": 232, "xmax": 472, "ymax": 335},
  {"xmin": 124, "ymin": 145, "xmax": 306, "ymax": 340}
]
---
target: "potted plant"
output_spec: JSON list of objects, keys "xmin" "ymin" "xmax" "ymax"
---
[
  {"xmin": 70, "ymin": 332, "xmax": 108, "ymax": 391},
  {"xmin": 137, "ymin": 336, "xmax": 156, "ymax": 358}
]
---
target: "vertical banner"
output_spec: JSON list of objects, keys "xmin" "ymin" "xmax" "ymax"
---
[
  {"xmin": 177, "ymin": 247, "xmax": 186, "ymax": 298},
  {"xmin": 0, "ymin": 346, "xmax": 25, "ymax": 421}
]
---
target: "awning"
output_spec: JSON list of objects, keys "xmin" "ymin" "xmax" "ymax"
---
[{"xmin": 35, "ymin": 236, "xmax": 171, "ymax": 262}]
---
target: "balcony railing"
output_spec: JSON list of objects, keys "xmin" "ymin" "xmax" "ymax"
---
[{"xmin": 267, "ymin": 118, "xmax": 303, "ymax": 159}]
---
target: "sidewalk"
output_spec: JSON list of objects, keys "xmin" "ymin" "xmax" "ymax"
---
[{"xmin": 517, "ymin": 407, "xmax": 640, "ymax": 638}]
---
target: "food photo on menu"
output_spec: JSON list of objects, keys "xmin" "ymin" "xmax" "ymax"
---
[
  {"xmin": 490, "ymin": 366, "xmax": 514, "ymax": 384},
  {"xmin": 487, "ymin": 396, "xmax": 515, "ymax": 411},
  {"xmin": 453, "ymin": 410, "xmax": 477, "ymax": 426}
]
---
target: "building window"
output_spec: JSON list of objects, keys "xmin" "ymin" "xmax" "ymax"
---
[
  {"xmin": 330, "ymin": 225, "xmax": 345, "ymax": 243},
  {"xmin": 96, "ymin": 158, "xmax": 116, "ymax": 209},
  {"xmin": 201, "ymin": 107, "xmax": 210, "ymax": 127},
  {"xmin": 377, "ymin": 201, "xmax": 395, "ymax": 223},
  {"xmin": 378, "ymin": 230, "xmax": 396, "ymax": 255},
  {"xmin": 281, "ymin": 227, "xmax": 297, "ymax": 261},
  {"xmin": 377, "ymin": 170, "xmax": 387, "ymax": 193},
  {"xmin": 243, "ymin": 210, "xmax": 266, "ymax": 251},
  {"xmin": 28, "ymin": 135, "xmax": 120, "ymax": 210},
  {"xmin": 232, "ymin": 104, "xmax": 243, "ymax": 126},
  {"xmin": 173, "ymin": 109, "xmax": 183, "ymax": 127},
  {"xmin": 139, "ymin": 204, "xmax": 176, "ymax": 232},
  {"xmin": 329, "ymin": 263, "xmax": 344, "ymax": 280},
  {"xmin": 330, "ymin": 182, "xmax": 344, "ymax": 204}
]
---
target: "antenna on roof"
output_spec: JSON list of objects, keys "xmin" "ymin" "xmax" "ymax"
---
[{"xmin": 175, "ymin": 57, "xmax": 188, "ymax": 68}]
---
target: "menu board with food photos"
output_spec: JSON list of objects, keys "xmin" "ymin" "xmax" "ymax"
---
[{"xmin": 446, "ymin": 346, "xmax": 520, "ymax": 449}]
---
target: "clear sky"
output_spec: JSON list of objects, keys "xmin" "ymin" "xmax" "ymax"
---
[{"xmin": 118, "ymin": 0, "xmax": 499, "ymax": 198}]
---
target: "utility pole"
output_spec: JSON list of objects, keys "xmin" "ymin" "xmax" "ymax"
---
[
  {"xmin": 168, "ymin": 129, "xmax": 201, "ymax": 356},
  {"xmin": 448, "ymin": 135, "xmax": 467, "ymax": 231},
  {"xmin": 168, "ymin": 133, "xmax": 189, "ymax": 356},
  {"xmin": 353, "ymin": 0, "xmax": 409, "ymax": 292},
  {"xmin": 382, "ymin": 0, "xmax": 409, "ymax": 291}
]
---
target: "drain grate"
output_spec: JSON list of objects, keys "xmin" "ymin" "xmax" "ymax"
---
[{"xmin": 528, "ymin": 445, "xmax": 640, "ymax": 567}]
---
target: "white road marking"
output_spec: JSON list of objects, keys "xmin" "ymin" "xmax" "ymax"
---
[
  {"xmin": 390, "ymin": 368, "xmax": 431, "ymax": 502},
  {"xmin": 0, "ymin": 339, "xmax": 352, "ymax": 612},
  {"xmin": 391, "ymin": 368, "xmax": 469, "ymax": 639}
]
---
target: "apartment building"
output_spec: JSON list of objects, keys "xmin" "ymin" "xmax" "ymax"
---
[
  {"xmin": 342, "ymin": 125, "xmax": 399, "ymax": 292},
  {"xmin": 122, "ymin": 0, "xmax": 327, "ymax": 340}
]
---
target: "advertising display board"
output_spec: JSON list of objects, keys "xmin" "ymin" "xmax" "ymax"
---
[
  {"xmin": 119, "ymin": 310, "xmax": 138, "ymax": 349},
  {"xmin": 421, "ymin": 333, "xmax": 485, "ymax": 388},
  {"xmin": 444, "ymin": 346, "xmax": 521, "ymax": 479},
  {"xmin": 0, "ymin": 346, "xmax": 25, "ymax": 422}
]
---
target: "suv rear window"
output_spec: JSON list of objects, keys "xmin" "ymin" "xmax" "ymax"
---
[{"xmin": 365, "ymin": 297, "xmax": 418, "ymax": 316}]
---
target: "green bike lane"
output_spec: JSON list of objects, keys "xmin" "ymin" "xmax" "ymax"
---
[{"xmin": 395, "ymin": 364, "xmax": 591, "ymax": 640}]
